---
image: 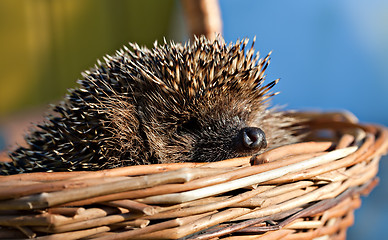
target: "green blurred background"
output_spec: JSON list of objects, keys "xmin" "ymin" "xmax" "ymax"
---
[{"xmin": 0, "ymin": 0, "xmax": 178, "ymax": 116}]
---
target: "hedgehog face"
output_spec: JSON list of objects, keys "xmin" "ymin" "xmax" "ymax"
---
[
  {"xmin": 148, "ymin": 96, "xmax": 273, "ymax": 163},
  {"xmin": 176, "ymin": 116, "xmax": 267, "ymax": 162}
]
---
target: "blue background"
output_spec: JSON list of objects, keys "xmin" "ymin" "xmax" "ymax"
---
[{"xmin": 220, "ymin": 1, "xmax": 388, "ymax": 239}]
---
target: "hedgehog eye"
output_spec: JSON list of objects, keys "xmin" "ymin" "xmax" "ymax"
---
[{"xmin": 179, "ymin": 118, "xmax": 201, "ymax": 132}]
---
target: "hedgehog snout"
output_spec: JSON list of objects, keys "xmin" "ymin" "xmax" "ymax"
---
[{"xmin": 237, "ymin": 127, "xmax": 267, "ymax": 152}]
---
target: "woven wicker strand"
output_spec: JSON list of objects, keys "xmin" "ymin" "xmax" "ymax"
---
[{"xmin": 0, "ymin": 112, "xmax": 387, "ymax": 239}]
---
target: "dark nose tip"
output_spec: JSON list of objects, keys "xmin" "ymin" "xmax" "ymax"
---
[{"xmin": 240, "ymin": 127, "xmax": 267, "ymax": 151}]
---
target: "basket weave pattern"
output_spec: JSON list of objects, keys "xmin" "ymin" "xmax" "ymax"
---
[{"xmin": 0, "ymin": 112, "xmax": 387, "ymax": 239}]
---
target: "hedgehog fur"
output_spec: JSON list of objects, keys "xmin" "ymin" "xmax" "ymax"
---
[{"xmin": 1, "ymin": 36, "xmax": 301, "ymax": 175}]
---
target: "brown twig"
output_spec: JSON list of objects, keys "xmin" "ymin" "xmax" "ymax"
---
[
  {"xmin": 35, "ymin": 226, "xmax": 111, "ymax": 240},
  {"xmin": 140, "ymin": 147, "xmax": 357, "ymax": 204},
  {"xmin": 93, "ymin": 212, "xmax": 216, "ymax": 240},
  {"xmin": 62, "ymin": 153, "xmax": 322, "ymax": 206},
  {"xmin": 0, "ymin": 168, "xmax": 224, "ymax": 210},
  {"xmin": 181, "ymin": 0, "xmax": 222, "ymax": 40},
  {"xmin": 252, "ymin": 141, "xmax": 334, "ymax": 165},
  {"xmin": 187, "ymin": 208, "xmax": 302, "ymax": 240},
  {"xmin": 103, "ymin": 199, "xmax": 157, "ymax": 215},
  {"xmin": 193, "ymin": 180, "xmax": 372, "ymax": 239}
]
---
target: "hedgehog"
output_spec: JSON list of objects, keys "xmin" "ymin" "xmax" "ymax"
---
[{"xmin": 1, "ymin": 36, "xmax": 301, "ymax": 175}]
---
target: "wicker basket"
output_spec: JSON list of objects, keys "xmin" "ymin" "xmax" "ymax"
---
[{"xmin": 0, "ymin": 112, "xmax": 387, "ymax": 240}]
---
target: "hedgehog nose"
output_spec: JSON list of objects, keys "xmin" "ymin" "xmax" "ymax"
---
[{"xmin": 240, "ymin": 127, "xmax": 267, "ymax": 151}]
